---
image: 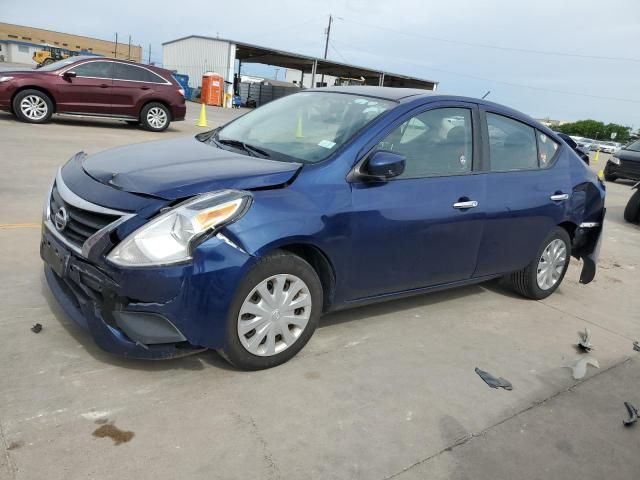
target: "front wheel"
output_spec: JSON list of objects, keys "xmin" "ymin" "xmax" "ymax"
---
[
  {"xmin": 510, "ymin": 227, "xmax": 571, "ymax": 300},
  {"xmin": 624, "ymin": 190, "xmax": 640, "ymax": 224},
  {"xmin": 219, "ymin": 250, "xmax": 323, "ymax": 370},
  {"xmin": 603, "ymin": 164, "xmax": 617, "ymax": 182},
  {"xmin": 13, "ymin": 89, "xmax": 53, "ymax": 123},
  {"xmin": 140, "ymin": 102, "xmax": 170, "ymax": 131}
]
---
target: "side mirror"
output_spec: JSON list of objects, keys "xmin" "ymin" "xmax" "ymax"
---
[
  {"xmin": 63, "ymin": 71, "xmax": 77, "ymax": 78},
  {"xmin": 361, "ymin": 150, "xmax": 405, "ymax": 181}
]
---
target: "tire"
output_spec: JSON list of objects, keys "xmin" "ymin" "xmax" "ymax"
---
[
  {"xmin": 12, "ymin": 89, "xmax": 53, "ymax": 124},
  {"xmin": 510, "ymin": 227, "xmax": 572, "ymax": 300},
  {"xmin": 219, "ymin": 250, "xmax": 323, "ymax": 370},
  {"xmin": 624, "ymin": 190, "xmax": 640, "ymax": 224},
  {"xmin": 603, "ymin": 165, "xmax": 617, "ymax": 182},
  {"xmin": 41, "ymin": 58, "xmax": 55, "ymax": 66},
  {"xmin": 140, "ymin": 102, "xmax": 170, "ymax": 131}
]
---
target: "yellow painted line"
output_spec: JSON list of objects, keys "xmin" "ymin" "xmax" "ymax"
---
[{"xmin": 0, "ymin": 223, "xmax": 41, "ymax": 230}]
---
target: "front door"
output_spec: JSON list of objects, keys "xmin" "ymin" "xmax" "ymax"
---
[
  {"xmin": 348, "ymin": 104, "xmax": 486, "ymax": 300},
  {"xmin": 56, "ymin": 60, "xmax": 113, "ymax": 114}
]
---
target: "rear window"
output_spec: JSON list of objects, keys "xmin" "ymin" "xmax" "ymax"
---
[
  {"xmin": 487, "ymin": 113, "xmax": 538, "ymax": 171},
  {"xmin": 113, "ymin": 63, "xmax": 166, "ymax": 83}
]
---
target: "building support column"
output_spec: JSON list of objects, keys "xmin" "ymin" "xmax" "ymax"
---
[
  {"xmin": 379, "ymin": 73, "xmax": 385, "ymax": 86},
  {"xmin": 310, "ymin": 60, "xmax": 317, "ymax": 88}
]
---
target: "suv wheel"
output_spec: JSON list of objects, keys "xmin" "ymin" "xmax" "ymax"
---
[
  {"xmin": 13, "ymin": 89, "xmax": 53, "ymax": 124},
  {"xmin": 624, "ymin": 190, "xmax": 640, "ymax": 224},
  {"xmin": 510, "ymin": 227, "xmax": 571, "ymax": 300},
  {"xmin": 140, "ymin": 102, "xmax": 170, "ymax": 131},
  {"xmin": 219, "ymin": 250, "xmax": 323, "ymax": 370}
]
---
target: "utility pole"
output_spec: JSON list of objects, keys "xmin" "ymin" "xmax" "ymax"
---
[
  {"xmin": 320, "ymin": 14, "xmax": 332, "ymax": 87},
  {"xmin": 114, "ymin": 33, "xmax": 118, "ymax": 59},
  {"xmin": 127, "ymin": 35, "xmax": 131, "ymax": 60},
  {"xmin": 148, "ymin": 43, "xmax": 151, "ymax": 64}
]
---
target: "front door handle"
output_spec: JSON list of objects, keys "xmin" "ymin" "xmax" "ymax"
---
[
  {"xmin": 453, "ymin": 200, "xmax": 479, "ymax": 209},
  {"xmin": 140, "ymin": 86, "xmax": 150, "ymax": 90},
  {"xmin": 550, "ymin": 193, "xmax": 569, "ymax": 201},
  {"xmin": 99, "ymin": 84, "xmax": 109, "ymax": 89}
]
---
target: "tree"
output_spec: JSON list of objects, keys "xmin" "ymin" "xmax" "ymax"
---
[{"xmin": 556, "ymin": 120, "xmax": 631, "ymax": 143}]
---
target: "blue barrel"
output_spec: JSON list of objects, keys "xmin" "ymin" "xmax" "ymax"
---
[{"xmin": 172, "ymin": 73, "xmax": 192, "ymax": 100}]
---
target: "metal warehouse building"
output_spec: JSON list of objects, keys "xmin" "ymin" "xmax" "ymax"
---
[{"xmin": 162, "ymin": 35, "xmax": 437, "ymax": 106}]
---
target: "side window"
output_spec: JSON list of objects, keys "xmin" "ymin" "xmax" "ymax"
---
[
  {"xmin": 374, "ymin": 108, "xmax": 473, "ymax": 178},
  {"xmin": 113, "ymin": 63, "xmax": 164, "ymax": 83},
  {"xmin": 537, "ymin": 131, "xmax": 559, "ymax": 167},
  {"xmin": 72, "ymin": 61, "xmax": 113, "ymax": 79},
  {"xmin": 487, "ymin": 113, "xmax": 538, "ymax": 171}
]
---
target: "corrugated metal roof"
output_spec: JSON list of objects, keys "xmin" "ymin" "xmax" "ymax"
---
[{"xmin": 162, "ymin": 35, "xmax": 438, "ymax": 88}]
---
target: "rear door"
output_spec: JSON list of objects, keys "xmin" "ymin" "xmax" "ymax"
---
[
  {"xmin": 111, "ymin": 63, "xmax": 169, "ymax": 117},
  {"xmin": 347, "ymin": 102, "xmax": 487, "ymax": 299},
  {"xmin": 56, "ymin": 60, "xmax": 113, "ymax": 114},
  {"xmin": 474, "ymin": 110, "xmax": 572, "ymax": 276}
]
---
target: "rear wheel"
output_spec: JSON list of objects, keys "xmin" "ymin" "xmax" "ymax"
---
[
  {"xmin": 219, "ymin": 250, "xmax": 323, "ymax": 370},
  {"xmin": 13, "ymin": 89, "xmax": 53, "ymax": 124},
  {"xmin": 624, "ymin": 190, "xmax": 640, "ymax": 224},
  {"xmin": 510, "ymin": 227, "xmax": 571, "ymax": 300},
  {"xmin": 140, "ymin": 102, "xmax": 170, "ymax": 131}
]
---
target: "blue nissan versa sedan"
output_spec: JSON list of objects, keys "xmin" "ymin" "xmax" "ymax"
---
[{"xmin": 41, "ymin": 87, "xmax": 605, "ymax": 369}]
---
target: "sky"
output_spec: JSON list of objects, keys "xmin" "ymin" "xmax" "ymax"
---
[{"xmin": 3, "ymin": 0, "xmax": 640, "ymax": 128}]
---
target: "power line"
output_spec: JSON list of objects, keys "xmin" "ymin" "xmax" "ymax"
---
[
  {"xmin": 340, "ymin": 17, "xmax": 640, "ymax": 63},
  {"xmin": 395, "ymin": 57, "xmax": 640, "ymax": 103},
  {"xmin": 328, "ymin": 40, "xmax": 349, "ymax": 63}
]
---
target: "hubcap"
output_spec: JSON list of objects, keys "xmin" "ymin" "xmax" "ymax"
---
[
  {"xmin": 147, "ymin": 107, "xmax": 167, "ymax": 129},
  {"xmin": 237, "ymin": 274, "xmax": 312, "ymax": 356},
  {"xmin": 20, "ymin": 95, "xmax": 48, "ymax": 120},
  {"xmin": 536, "ymin": 238, "xmax": 567, "ymax": 290}
]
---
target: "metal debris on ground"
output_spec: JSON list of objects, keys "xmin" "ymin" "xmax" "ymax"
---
[
  {"xmin": 30, "ymin": 323, "xmax": 42, "ymax": 333},
  {"xmin": 475, "ymin": 367, "xmax": 513, "ymax": 390},
  {"xmin": 623, "ymin": 402, "xmax": 639, "ymax": 427},
  {"xmin": 567, "ymin": 357, "xmax": 600, "ymax": 380},
  {"xmin": 633, "ymin": 341, "xmax": 640, "ymax": 352},
  {"xmin": 576, "ymin": 328, "xmax": 593, "ymax": 352}
]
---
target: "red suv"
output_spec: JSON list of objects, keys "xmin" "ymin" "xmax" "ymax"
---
[{"xmin": 0, "ymin": 56, "xmax": 186, "ymax": 131}]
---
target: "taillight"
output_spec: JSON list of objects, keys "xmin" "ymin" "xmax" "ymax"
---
[{"xmin": 178, "ymin": 88, "xmax": 185, "ymax": 97}]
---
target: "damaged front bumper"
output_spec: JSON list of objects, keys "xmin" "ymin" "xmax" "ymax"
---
[{"xmin": 41, "ymin": 224, "xmax": 253, "ymax": 359}]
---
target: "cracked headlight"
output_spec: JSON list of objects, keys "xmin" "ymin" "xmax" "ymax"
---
[{"xmin": 107, "ymin": 190, "xmax": 251, "ymax": 267}]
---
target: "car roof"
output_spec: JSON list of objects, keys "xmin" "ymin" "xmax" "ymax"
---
[{"xmin": 312, "ymin": 86, "xmax": 431, "ymax": 100}]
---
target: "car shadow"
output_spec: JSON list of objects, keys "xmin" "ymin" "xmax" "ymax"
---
[
  {"xmin": 0, "ymin": 111, "xmax": 181, "ymax": 132},
  {"xmin": 320, "ymin": 277, "xmax": 518, "ymax": 328}
]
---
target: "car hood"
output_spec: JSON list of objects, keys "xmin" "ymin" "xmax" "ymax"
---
[
  {"xmin": 82, "ymin": 136, "xmax": 302, "ymax": 200},
  {"xmin": 616, "ymin": 149, "xmax": 640, "ymax": 162}
]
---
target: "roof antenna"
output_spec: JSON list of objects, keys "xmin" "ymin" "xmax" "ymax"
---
[{"xmin": 482, "ymin": 90, "xmax": 491, "ymax": 99}]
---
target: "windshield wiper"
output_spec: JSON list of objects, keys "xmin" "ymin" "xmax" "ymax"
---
[{"xmin": 215, "ymin": 138, "xmax": 271, "ymax": 159}]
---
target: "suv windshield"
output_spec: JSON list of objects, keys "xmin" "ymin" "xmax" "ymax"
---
[
  {"xmin": 625, "ymin": 140, "xmax": 640, "ymax": 152},
  {"xmin": 207, "ymin": 92, "xmax": 395, "ymax": 163},
  {"xmin": 37, "ymin": 56, "xmax": 97, "ymax": 72}
]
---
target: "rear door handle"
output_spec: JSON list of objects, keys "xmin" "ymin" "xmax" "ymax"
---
[
  {"xmin": 141, "ymin": 86, "xmax": 150, "ymax": 90},
  {"xmin": 550, "ymin": 193, "xmax": 569, "ymax": 201},
  {"xmin": 453, "ymin": 200, "xmax": 479, "ymax": 209},
  {"xmin": 99, "ymin": 84, "xmax": 109, "ymax": 89}
]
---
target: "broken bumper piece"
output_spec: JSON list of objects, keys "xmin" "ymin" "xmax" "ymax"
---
[{"xmin": 574, "ymin": 211, "xmax": 605, "ymax": 285}]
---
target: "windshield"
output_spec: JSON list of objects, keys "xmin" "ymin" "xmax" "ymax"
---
[
  {"xmin": 625, "ymin": 140, "xmax": 640, "ymax": 152},
  {"xmin": 212, "ymin": 92, "xmax": 395, "ymax": 163},
  {"xmin": 37, "ymin": 56, "xmax": 97, "ymax": 72}
]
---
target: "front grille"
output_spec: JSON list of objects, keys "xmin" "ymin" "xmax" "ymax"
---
[{"xmin": 49, "ymin": 183, "xmax": 121, "ymax": 249}]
